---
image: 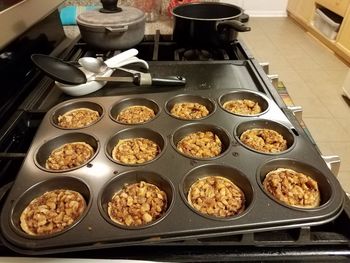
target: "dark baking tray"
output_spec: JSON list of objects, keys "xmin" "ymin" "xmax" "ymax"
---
[{"xmin": 0, "ymin": 86, "xmax": 344, "ymax": 254}]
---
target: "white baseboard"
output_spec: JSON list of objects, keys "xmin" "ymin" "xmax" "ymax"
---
[{"xmin": 245, "ymin": 10, "xmax": 288, "ymax": 17}]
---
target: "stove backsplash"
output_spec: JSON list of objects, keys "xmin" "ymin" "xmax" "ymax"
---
[{"xmin": 0, "ymin": 11, "xmax": 66, "ymax": 127}]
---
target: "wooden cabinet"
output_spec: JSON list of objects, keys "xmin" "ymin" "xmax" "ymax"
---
[
  {"xmin": 315, "ymin": 0, "xmax": 350, "ymax": 16},
  {"xmin": 288, "ymin": 0, "xmax": 350, "ymax": 63},
  {"xmin": 337, "ymin": 12, "xmax": 350, "ymax": 55},
  {"xmin": 287, "ymin": 0, "xmax": 315, "ymax": 23}
]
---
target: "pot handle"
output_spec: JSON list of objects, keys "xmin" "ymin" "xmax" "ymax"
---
[
  {"xmin": 217, "ymin": 20, "xmax": 251, "ymax": 32},
  {"xmin": 105, "ymin": 25, "xmax": 129, "ymax": 33}
]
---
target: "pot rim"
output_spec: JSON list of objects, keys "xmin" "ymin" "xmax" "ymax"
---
[{"xmin": 171, "ymin": 2, "xmax": 243, "ymax": 21}]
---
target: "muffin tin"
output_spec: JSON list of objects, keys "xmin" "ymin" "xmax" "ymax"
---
[{"xmin": 0, "ymin": 89, "xmax": 344, "ymax": 254}]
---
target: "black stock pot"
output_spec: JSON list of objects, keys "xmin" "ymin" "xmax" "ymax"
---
[{"xmin": 171, "ymin": 2, "xmax": 250, "ymax": 47}]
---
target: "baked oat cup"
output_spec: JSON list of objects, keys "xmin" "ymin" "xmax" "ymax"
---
[
  {"xmin": 258, "ymin": 159, "xmax": 333, "ymax": 210},
  {"xmin": 51, "ymin": 101, "xmax": 103, "ymax": 129},
  {"xmin": 110, "ymin": 98, "xmax": 159, "ymax": 125},
  {"xmin": 99, "ymin": 171, "xmax": 174, "ymax": 229},
  {"xmin": 106, "ymin": 128, "xmax": 165, "ymax": 166},
  {"xmin": 235, "ymin": 119, "xmax": 295, "ymax": 154},
  {"xmin": 35, "ymin": 133, "xmax": 99, "ymax": 172},
  {"xmin": 219, "ymin": 90, "xmax": 269, "ymax": 116},
  {"xmin": 165, "ymin": 94, "xmax": 215, "ymax": 120},
  {"xmin": 181, "ymin": 164, "xmax": 253, "ymax": 220},
  {"xmin": 172, "ymin": 123, "xmax": 230, "ymax": 160},
  {"xmin": 11, "ymin": 177, "xmax": 90, "ymax": 238}
]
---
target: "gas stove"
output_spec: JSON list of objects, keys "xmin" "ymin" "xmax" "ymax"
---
[{"xmin": 0, "ymin": 7, "xmax": 349, "ymax": 262}]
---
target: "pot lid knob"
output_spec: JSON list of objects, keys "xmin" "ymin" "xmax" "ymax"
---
[{"xmin": 100, "ymin": 0, "xmax": 122, "ymax": 13}]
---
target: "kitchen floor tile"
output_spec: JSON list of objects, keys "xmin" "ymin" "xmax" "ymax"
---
[
  {"xmin": 303, "ymin": 118, "xmax": 349, "ymax": 142},
  {"xmin": 241, "ymin": 17, "xmax": 350, "ymax": 185},
  {"xmin": 337, "ymin": 171, "xmax": 350, "ymax": 194}
]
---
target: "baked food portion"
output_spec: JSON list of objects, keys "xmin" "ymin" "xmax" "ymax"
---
[
  {"xmin": 58, "ymin": 108, "xmax": 100, "ymax": 128},
  {"xmin": 177, "ymin": 131, "xmax": 222, "ymax": 158},
  {"xmin": 240, "ymin": 128, "xmax": 287, "ymax": 153},
  {"xmin": 263, "ymin": 168, "xmax": 320, "ymax": 208},
  {"xmin": 223, "ymin": 99, "xmax": 261, "ymax": 115},
  {"xmin": 116, "ymin": 105, "xmax": 155, "ymax": 124},
  {"xmin": 45, "ymin": 142, "xmax": 94, "ymax": 170},
  {"xmin": 108, "ymin": 181, "xmax": 167, "ymax": 226},
  {"xmin": 20, "ymin": 189, "xmax": 86, "ymax": 236},
  {"xmin": 112, "ymin": 138, "xmax": 160, "ymax": 165},
  {"xmin": 170, "ymin": 102, "xmax": 209, "ymax": 119},
  {"xmin": 188, "ymin": 176, "xmax": 245, "ymax": 217}
]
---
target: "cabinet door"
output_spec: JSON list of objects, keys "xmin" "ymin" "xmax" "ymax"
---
[
  {"xmin": 287, "ymin": 0, "xmax": 301, "ymax": 13},
  {"xmin": 337, "ymin": 12, "xmax": 350, "ymax": 52},
  {"xmin": 295, "ymin": 0, "xmax": 316, "ymax": 23},
  {"xmin": 315, "ymin": 0, "xmax": 350, "ymax": 16}
]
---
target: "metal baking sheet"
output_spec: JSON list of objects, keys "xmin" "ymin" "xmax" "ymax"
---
[{"xmin": 0, "ymin": 62, "xmax": 345, "ymax": 254}]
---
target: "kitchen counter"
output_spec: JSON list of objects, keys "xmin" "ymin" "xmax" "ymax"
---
[{"xmin": 63, "ymin": 17, "xmax": 173, "ymax": 39}]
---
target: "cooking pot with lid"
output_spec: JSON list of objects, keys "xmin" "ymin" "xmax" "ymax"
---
[
  {"xmin": 171, "ymin": 2, "xmax": 251, "ymax": 48},
  {"xmin": 77, "ymin": 0, "xmax": 145, "ymax": 50}
]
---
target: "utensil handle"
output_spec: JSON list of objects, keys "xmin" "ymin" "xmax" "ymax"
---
[
  {"xmin": 151, "ymin": 76, "xmax": 186, "ymax": 86},
  {"xmin": 104, "ymin": 48, "xmax": 138, "ymax": 68}
]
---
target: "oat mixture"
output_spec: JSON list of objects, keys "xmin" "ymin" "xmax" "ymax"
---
[
  {"xmin": 108, "ymin": 181, "xmax": 167, "ymax": 226},
  {"xmin": 45, "ymin": 142, "xmax": 94, "ymax": 170},
  {"xmin": 177, "ymin": 131, "xmax": 222, "ymax": 158},
  {"xmin": 188, "ymin": 176, "xmax": 245, "ymax": 217},
  {"xmin": 58, "ymin": 108, "xmax": 100, "ymax": 128},
  {"xmin": 263, "ymin": 168, "xmax": 320, "ymax": 208},
  {"xmin": 112, "ymin": 138, "xmax": 160, "ymax": 165},
  {"xmin": 116, "ymin": 105, "xmax": 155, "ymax": 124},
  {"xmin": 20, "ymin": 189, "xmax": 86, "ymax": 235},
  {"xmin": 223, "ymin": 99, "xmax": 261, "ymax": 115},
  {"xmin": 170, "ymin": 102, "xmax": 209, "ymax": 120},
  {"xmin": 240, "ymin": 128, "xmax": 287, "ymax": 153}
]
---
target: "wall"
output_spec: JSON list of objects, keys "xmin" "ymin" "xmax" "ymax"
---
[{"xmin": 220, "ymin": 0, "xmax": 288, "ymax": 17}]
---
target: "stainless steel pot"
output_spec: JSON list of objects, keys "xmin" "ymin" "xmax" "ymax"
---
[
  {"xmin": 77, "ymin": 0, "xmax": 145, "ymax": 50},
  {"xmin": 171, "ymin": 2, "xmax": 250, "ymax": 48}
]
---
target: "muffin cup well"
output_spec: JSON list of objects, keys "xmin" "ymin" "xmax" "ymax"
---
[
  {"xmin": 235, "ymin": 119, "xmax": 295, "ymax": 155},
  {"xmin": 257, "ymin": 158, "xmax": 333, "ymax": 210},
  {"xmin": 165, "ymin": 94, "xmax": 216, "ymax": 120},
  {"xmin": 98, "ymin": 170, "xmax": 174, "ymax": 229},
  {"xmin": 10, "ymin": 176, "xmax": 91, "ymax": 239},
  {"xmin": 172, "ymin": 123, "xmax": 231, "ymax": 160},
  {"xmin": 51, "ymin": 101, "xmax": 104, "ymax": 129},
  {"xmin": 34, "ymin": 133, "xmax": 99, "ymax": 172},
  {"xmin": 105, "ymin": 127, "xmax": 165, "ymax": 166},
  {"xmin": 110, "ymin": 98, "xmax": 160, "ymax": 125},
  {"xmin": 180, "ymin": 164, "xmax": 253, "ymax": 220},
  {"xmin": 219, "ymin": 90, "xmax": 269, "ymax": 117}
]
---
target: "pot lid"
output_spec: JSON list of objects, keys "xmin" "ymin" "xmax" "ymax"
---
[{"xmin": 77, "ymin": 6, "xmax": 145, "ymax": 27}]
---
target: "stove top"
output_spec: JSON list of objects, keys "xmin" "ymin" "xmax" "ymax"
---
[{"xmin": 0, "ymin": 8, "xmax": 349, "ymax": 261}]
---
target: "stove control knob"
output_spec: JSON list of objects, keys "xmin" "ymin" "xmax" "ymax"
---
[
  {"xmin": 259, "ymin": 62, "xmax": 269, "ymax": 74},
  {"xmin": 288, "ymin": 106, "xmax": 303, "ymax": 124},
  {"xmin": 267, "ymin": 74, "xmax": 279, "ymax": 88}
]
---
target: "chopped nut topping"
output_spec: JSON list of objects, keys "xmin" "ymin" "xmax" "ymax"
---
[
  {"xmin": 170, "ymin": 102, "xmax": 209, "ymax": 120},
  {"xmin": 188, "ymin": 176, "xmax": 245, "ymax": 217},
  {"xmin": 108, "ymin": 181, "xmax": 167, "ymax": 226},
  {"xmin": 20, "ymin": 189, "xmax": 86, "ymax": 235},
  {"xmin": 240, "ymin": 128, "xmax": 287, "ymax": 153},
  {"xmin": 263, "ymin": 168, "xmax": 320, "ymax": 208},
  {"xmin": 112, "ymin": 138, "xmax": 160, "ymax": 165},
  {"xmin": 177, "ymin": 131, "xmax": 222, "ymax": 158},
  {"xmin": 223, "ymin": 99, "xmax": 261, "ymax": 115},
  {"xmin": 58, "ymin": 108, "xmax": 100, "ymax": 129},
  {"xmin": 116, "ymin": 105, "xmax": 155, "ymax": 124},
  {"xmin": 45, "ymin": 142, "xmax": 94, "ymax": 170}
]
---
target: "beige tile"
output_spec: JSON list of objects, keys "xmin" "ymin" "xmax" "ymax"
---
[
  {"xmin": 336, "ymin": 171, "xmax": 350, "ymax": 194},
  {"xmin": 292, "ymin": 95, "xmax": 332, "ymax": 118},
  {"xmin": 328, "ymin": 142, "xmax": 350, "ymax": 171},
  {"xmin": 302, "ymin": 118, "xmax": 349, "ymax": 142},
  {"xmin": 318, "ymin": 94, "xmax": 350, "ymax": 118},
  {"xmin": 336, "ymin": 118, "xmax": 350, "ymax": 135}
]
